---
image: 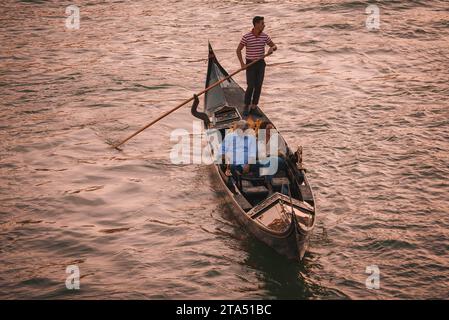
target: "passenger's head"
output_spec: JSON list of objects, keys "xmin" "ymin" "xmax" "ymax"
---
[
  {"xmin": 246, "ymin": 115, "xmax": 257, "ymax": 129},
  {"xmin": 234, "ymin": 120, "xmax": 248, "ymax": 134}
]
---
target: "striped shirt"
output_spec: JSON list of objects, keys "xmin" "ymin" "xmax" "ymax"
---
[{"xmin": 240, "ymin": 30, "xmax": 272, "ymax": 60}]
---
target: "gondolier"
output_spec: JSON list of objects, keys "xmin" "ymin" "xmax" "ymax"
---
[{"xmin": 236, "ymin": 16, "xmax": 277, "ymax": 116}]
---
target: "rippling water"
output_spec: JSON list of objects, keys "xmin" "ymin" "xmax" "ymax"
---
[{"xmin": 1, "ymin": 0, "xmax": 448, "ymax": 299}]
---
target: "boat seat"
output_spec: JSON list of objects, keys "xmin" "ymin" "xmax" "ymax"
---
[
  {"xmin": 271, "ymin": 177, "xmax": 290, "ymax": 188},
  {"xmin": 241, "ymin": 179, "xmax": 253, "ymax": 188},
  {"xmin": 239, "ymin": 175, "xmax": 269, "ymax": 198},
  {"xmin": 242, "ymin": 185, "xmax": 269, "ymax": 198},
  {"xmin": 271, "ymin": 177, "xmax": 290, "ymax": 194}
]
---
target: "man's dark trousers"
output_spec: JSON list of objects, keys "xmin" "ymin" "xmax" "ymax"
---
[{"xmin": 244, "ymin": 59, "xmax": 266, "ymax": 109}]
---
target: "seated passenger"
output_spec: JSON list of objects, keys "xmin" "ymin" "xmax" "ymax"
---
[
  {"xmin": 258, "ymin": 122, "xmax": 287, "ymax": 158},
  {"xmin": 219, "ymin": 120, "xmax": 257, "ymax": 177},
  {"xmin": 257, "ymin": 122, "xmax": 289, "ymax": 194}
]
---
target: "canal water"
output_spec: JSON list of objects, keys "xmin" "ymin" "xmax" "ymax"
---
[{"xmin": 0, "ymin": 0, "xmax": 448, "ymax": 299}]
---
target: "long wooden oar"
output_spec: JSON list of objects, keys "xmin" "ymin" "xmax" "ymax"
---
[{"xmin": 112, "ymin": 52, "xmax": 272, "ymax": 150}]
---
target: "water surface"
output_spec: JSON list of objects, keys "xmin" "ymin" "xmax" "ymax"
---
[{"xmin": 0, "ymin": 0, "xmax": 448, "ymax": 299}]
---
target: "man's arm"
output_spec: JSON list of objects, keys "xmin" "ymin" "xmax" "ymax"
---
[
  {"xmin": 236, "ymin": 43, "xmax": 245, "ymax": 68},
  {"xmin": 267, "ymin": 40, "xmax": 277, "ymax": 55}
]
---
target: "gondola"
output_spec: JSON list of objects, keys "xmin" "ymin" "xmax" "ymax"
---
[{"xmin": 197, "ymin": 44, "xmax": 316, "ymax": 261}]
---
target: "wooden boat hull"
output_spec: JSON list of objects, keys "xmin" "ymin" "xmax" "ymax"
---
[{"xmin": 203, "ymin": 43, "xmax": 316, "ymax": 261}]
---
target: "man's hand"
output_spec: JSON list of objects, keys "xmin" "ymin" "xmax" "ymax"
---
[
  {"xmin": 268, "ymin": 44, "xmax": 277, "ymax": 55},
  {"xmin": 236, "ymin": 43, "xmax": 245, "ymax": 69}
]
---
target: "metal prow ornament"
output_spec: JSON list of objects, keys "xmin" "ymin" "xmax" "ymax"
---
[{"xmin": 295, "ymin": 145, "xmax": 306, "ymax": 170}]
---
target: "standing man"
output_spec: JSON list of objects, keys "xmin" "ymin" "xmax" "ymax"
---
[{"xmin": 237, "ymin": 16, "xmax": 277, "ymax": 116}]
